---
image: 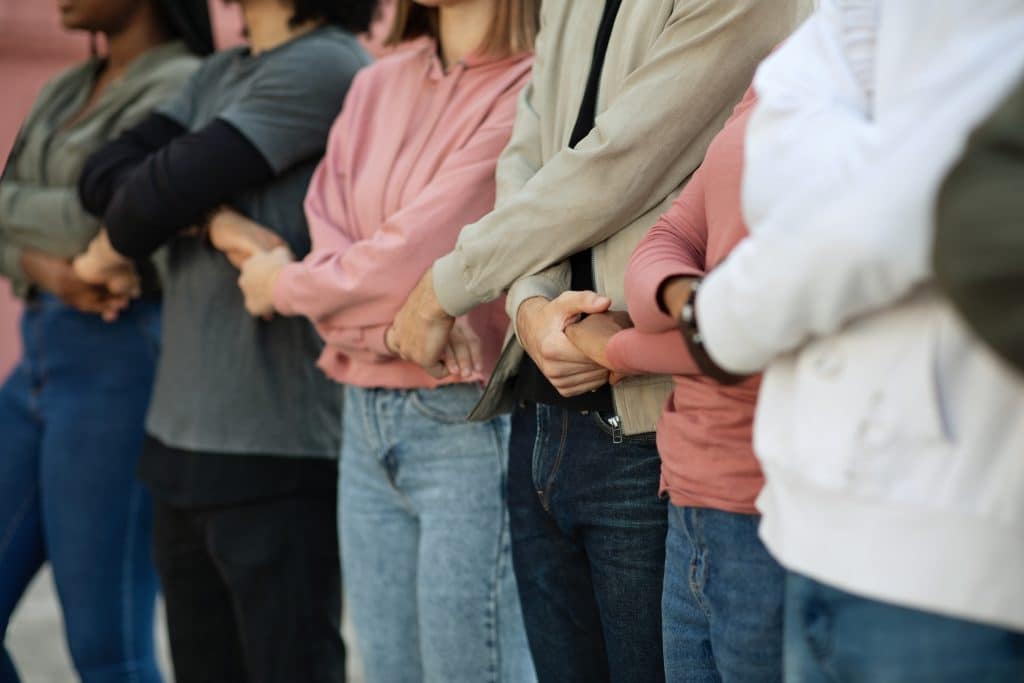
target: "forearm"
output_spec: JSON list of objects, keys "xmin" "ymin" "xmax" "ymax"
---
[
  {"xmin": 79, "ymin": 113, "xmax": 187, "ymax": 216},
  {"xmin": 433, "ymin": 0, "xmax": 791, "ymax": 316},
  {"xmin": 104, "ymin": 119, "xmax": 275, "ymax": 258},
  {"xmin": 605, "ymin": 328, "xmax": 700, "ymax": 377}
]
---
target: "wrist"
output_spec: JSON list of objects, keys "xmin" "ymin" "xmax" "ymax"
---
[
  {"xmin": 516, "ymin": 296, "xmax": 548, "ymax": 344},
  {"xmin": 659, "ymin": 276, "xmax": 694, "ymax": 318}
]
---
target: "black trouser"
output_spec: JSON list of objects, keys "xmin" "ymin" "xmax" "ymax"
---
[{"xmin": 151, "ymin": 493, "xmax": 343, "ymax": 683}]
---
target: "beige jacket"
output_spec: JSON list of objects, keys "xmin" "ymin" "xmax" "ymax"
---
[{"xmin": 432, "ymin": 0, "xmax": 812, "ymax": 434}]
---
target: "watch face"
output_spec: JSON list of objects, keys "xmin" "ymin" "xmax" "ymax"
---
[{"xmin": 682, "ymin": 302, "xmax": 695, "ymax": 325}]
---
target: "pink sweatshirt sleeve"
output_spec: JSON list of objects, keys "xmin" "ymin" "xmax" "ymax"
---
[
  {"xmin": 624, "ymin": 165, "xmax": 709, "ymax": 334},
  {"xmin": 605, "ymin": 328, "xmax": 700, "ymax": 376},
  {"xmin": 273, "ymin": 79, "xmax": 522, "ymax": 357}
]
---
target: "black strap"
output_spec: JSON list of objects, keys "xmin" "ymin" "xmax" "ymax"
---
[{"xmin": 514, "ymin": 0, "xmax": 623, "ymax": 411}]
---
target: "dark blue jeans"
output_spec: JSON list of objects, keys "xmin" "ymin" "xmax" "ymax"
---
[
  {"xmin": 785, "ymin": 572, "xmax": 1024, "ymax": 682},
  {"xmin": 509, "ymin": 404, "xmax": 667, "ymax": 683},
  {"xmin": 0, "ymin": 295, "xmax": 161, "ymax": 683},
  {"xmin": 662, "ymin": 505, "xmax": 785, "ymax": 682}
]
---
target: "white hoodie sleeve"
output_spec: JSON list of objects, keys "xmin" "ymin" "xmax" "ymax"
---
[{"xmin": 697, "ymin": 0, "xmax": 1024, "ymax": 374}]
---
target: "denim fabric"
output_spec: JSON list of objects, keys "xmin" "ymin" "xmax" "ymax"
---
[
  {"xmin": 508, "ymin": 404, "xmax": 667, "ymax": 683},
  {"xmin": 785, "ymin": 572, "xmax": 1024, "ymax": 682},
  {"xmin": 662, "ymin": 506, "xmax": 785, "ymax": 682},
  {"xmin": 152, "ymin": 491, "xmax": 343, "ymax": 683},
  {"xmin": 340, "ymin": 384, "xmax": 534, "ymax": 683},
  {"xmin": 0, "ymin": 294, "xmax": 161, "ymax": 683}
]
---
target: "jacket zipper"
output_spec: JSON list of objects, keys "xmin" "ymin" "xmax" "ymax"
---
[{"xmin": 591, "ymin": 247, "xmax": 623, "ymax": 431}]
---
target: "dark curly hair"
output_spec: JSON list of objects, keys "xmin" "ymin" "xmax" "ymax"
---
[{"xmin": 289, "ymin": 0, "xmax": 377, "ymax": 34}]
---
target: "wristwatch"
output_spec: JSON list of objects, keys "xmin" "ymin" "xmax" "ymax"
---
[{"xmin": 678, "ymin": 278, "xmax": 747, "ymax": 385}]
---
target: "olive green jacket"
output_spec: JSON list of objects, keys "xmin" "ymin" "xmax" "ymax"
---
[
  {"xmin": 0, "ymin": 41, "xmax": 199, "ymax": 296},
  {"xmin": 935, "ymin": 75, "xmax": 1024, "ymax": 375}
]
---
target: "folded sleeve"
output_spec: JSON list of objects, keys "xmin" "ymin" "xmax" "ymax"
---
[
  {"xmin": 273, "ymin": 82, "xmax": 523, "ymax": 352},
  {"xmin": 605, "ymin": 328, "xmax": 700, "ymax": 377},
  {"xmin": 102, "ymin": 119, "xmax": 275, "ymax": 258},
  {"xmin": 624, "ymin": 167, "xmax": 708, "ymax": 334},
  {"xmin": 432, "ymin": 0, "xmax": 797, "ymax": 316}
]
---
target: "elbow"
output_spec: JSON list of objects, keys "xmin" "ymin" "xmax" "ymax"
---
[{"xmin": 103, "ymin": 194, "xmax": 151, "ymax": 260}]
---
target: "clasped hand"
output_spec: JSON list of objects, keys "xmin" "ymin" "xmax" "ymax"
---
[
  {"xmin": 207, "ymin": 208, "xmax": 293, "ymax": 318},
  {"xmin": 518, "ymin": 291, "xmax": 633, "ymax": 397},
  {"xmin": 389, "ymin": 271, "xmax": 632, "ymax": 395}
]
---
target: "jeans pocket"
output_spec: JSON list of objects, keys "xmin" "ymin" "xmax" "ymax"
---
[{"xmin": 407, "ymin": 383, "xmax": 485, "ymax": 425}]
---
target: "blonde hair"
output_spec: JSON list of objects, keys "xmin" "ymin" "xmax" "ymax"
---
[{"xmin": 386, "ymin": 0, "xmax": 540, "ymax": 56}]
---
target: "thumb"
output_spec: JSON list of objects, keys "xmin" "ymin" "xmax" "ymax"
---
[{"xmin": 556, "ymin": 290, "xmax": 611, "ymax": 316}]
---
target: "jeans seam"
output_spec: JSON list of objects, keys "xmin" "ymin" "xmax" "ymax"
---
[
  {"xmin": 121, "ymin": 485, "xmax": 141, "ymax": 683},
  {"xmin": 539, "ymin": 409, "xmax": 570, "ymax": 513},
  {"xmin": 485, "ymin": 419, "xmax": 505, "ymax": 683},
  {"xmin": 686, "ymin": 510, "xmax": 712, "ymax": 620}
]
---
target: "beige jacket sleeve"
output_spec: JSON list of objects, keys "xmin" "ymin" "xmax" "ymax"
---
[{"xmin": 432, "ymin": 0, "xmax": 796, "ymax": 317}]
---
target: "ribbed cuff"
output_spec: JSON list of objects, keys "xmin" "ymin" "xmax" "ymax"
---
[{"xmin": 432, "ymin": 251, "xmax": 480, "ymax": 317}]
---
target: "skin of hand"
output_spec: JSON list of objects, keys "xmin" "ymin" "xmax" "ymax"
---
[
  {"xmin": 72, "ymin": 229, "xmax": 141, "ymax": 299},
  {"xmin": 564, "ymin": 310, "xmax": 634, "ymax": 383},
  {"xmin": 208, "ymin": 208, "xmax": 288, "ymax": 269},
  {"xmin": 390, "ymin": 268, "xmax": 456, "ymax": 375},
  {"xmin": 237, "ymin": 246, "xmax": 294, "ymax": 318},
  {"xmin": 658, "ymin": 275, "xmax": 696, "ymax": 319},
  {"xmin": 23, "ymin": 248, "xmax": 129, "ymax": 321},
  {"xmin": 517, "ymin": 290, "xmax": 615, "ymax": 397},
  {"xmin": 387, "ymin": 316, "xmax": 483, "ymax": 380}
]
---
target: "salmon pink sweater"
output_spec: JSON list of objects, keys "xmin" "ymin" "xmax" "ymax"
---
[
  {"xmin": 272, "ymin": 43, "xmax": 532, "ymax": 389},
  {"xmin": 607, "ymin": 89, "xmax": 763, "ymax": 514}
]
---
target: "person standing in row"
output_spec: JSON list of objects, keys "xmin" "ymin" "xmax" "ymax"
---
[
  {"xmin": 72, "ymin": 0, "xmax": 374, "ymax": 680},
  {"xmin": 693, "ymin": 1, "xmax": 1024, "ymax": 678},
  {"xmin": 0, "ymin": 1, "xmax": 210, "ymax": 681},
  {"xmin": 233, "ymin": 1, "xmax": 538, "ymax": 680},
  {"xmin": 389, "ymin": 1, "xmax": 809, "ymax": 680},
  {"xmin": 566, "ymin": 87, "xmax": 788, "ymax": 682}
]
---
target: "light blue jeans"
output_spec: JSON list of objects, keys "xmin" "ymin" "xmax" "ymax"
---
[{"xmin": 340, "ymin": 384, "xmax": 535, "ymax": 683}]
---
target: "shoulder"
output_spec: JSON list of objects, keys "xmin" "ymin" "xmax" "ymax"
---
[
  {"xmin": 186, "ymin": 46, "xmax": 244, "ymax": 84},
  {"xmin": 275, "ymin": 27, "xmax": 372, "ymax": 74},
  {"xmin": 342, "ymin": 43, "xmax": 430, "ymax": 100},
  {"xmin": 36, "ymin": 60, "xmax": 95, "ymax": 100},
  {"xmin": 135, "ymin": 45, "xmax": 203, "ymax": 90}
]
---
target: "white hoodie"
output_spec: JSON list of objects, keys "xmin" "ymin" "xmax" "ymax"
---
[{"xmin": 698, "ymin": 0, "xmax": 1024, "ymax": 632}]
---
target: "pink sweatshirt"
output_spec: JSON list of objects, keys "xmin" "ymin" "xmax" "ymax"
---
[
  {"xmin": 607, "ymin": 88, "xmax": 763, "ymax": 514},
  {"xmin": 272, "ymin": 42, "xmax": 532, "ymax": 389}
]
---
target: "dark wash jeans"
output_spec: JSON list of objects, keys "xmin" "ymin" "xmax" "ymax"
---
[
  {"xmin": 662, "ymin": 506, "xmax": 785, "ymax": 682},
  {"xmin": 785, "ymin": 572, "xmax": 1024, "ymax": 682},
  {"xmin": 509, "ymin": 403, "xmax": 667, "ymax": 683},
  {"xmin": 152, "ymin": 491, "xmax": 343, "ymax": 683},
  {"xmin": 0, "ymin": 295, "xmax": 161, "ymax": 683}
]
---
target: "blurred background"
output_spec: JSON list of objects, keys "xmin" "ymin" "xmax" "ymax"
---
[{"xmin": 0, "ymin": 1, "xmax": 391, "ymax": 679}]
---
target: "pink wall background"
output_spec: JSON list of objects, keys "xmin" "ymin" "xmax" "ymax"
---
[{"xmin": 0, "ymin": 1, "xmax": 392, "ymax": 379}]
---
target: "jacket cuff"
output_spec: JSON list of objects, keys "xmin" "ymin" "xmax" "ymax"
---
[
  {"xmin": 697, "ymin": 266, "xmax": 775, "ymax": 374},
  {"xmin": 432, "ymin": 251, "xmax": 481, "ymax": 318},
  {"xmin": 0, "ymin": 243, "xmax": 25, "ymax": 282},
  {"xmin": 506, "ymin": 272, "xmax": 568, "ymax": 341}
]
